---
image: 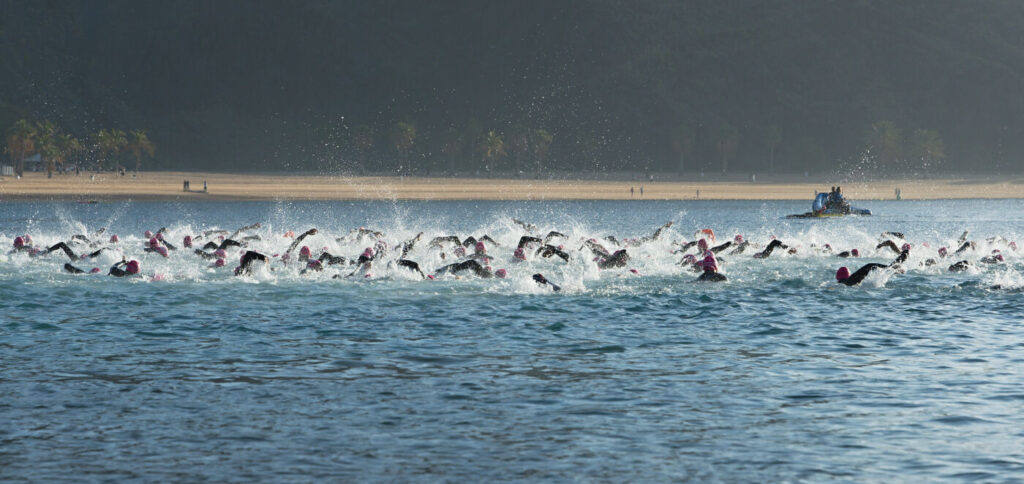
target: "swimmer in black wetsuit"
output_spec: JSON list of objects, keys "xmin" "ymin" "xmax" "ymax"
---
[
  {"xmin": 234, "ymin": 250, "xmax": 269, "ymax": 276},
  {"xmin": 532, "ymin": 273, "xmax": 561, "ymax": 291},
  {"xmin": 434, "ymin": 259, "xmax": 493, "ymax": 278},
  {"xmin": 753, "ymin": 239, "xmax": 788, "ymax": 259},
  {"xmin": 835, "ymin": 248, "xmax": 909, "ymax": 286},
  {"xmin": 396, "ymin": 259, "xmax": 426, "ymax": 279},
  {"xmin": 108, "ymin": 259, "xmax": 140, "ymax": 277},
  {"xmin": 597, "ymin": 249, "xmax": 630, "ymax": 269},
  {"xmin": 535, "ymin": 244, "xmax": 569, "ymax": 262},
  {"xmin": 695, "ymin": 251, "xmax": 727, "ymax": 282},
  {"xmin": 399, "ymin": 232, "xmax": 423, "ymax": 258}
]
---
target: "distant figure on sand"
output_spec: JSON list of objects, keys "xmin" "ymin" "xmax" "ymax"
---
[
  {"xmin": 204, "ymin": 180, "xmax": 208, "ymax": 192},
  {"xmin": 630, "ymin": 186, "xmax": 634, "ymax": 198}
]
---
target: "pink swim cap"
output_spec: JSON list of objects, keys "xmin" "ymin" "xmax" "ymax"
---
[
  {"xmin": 629, "ymin": 268, "xmax": 640, "ymax": 274},
  {"xmin": 149, "ymin": 237, "xmax": 159, "ymax": 248},
  {"xmin": 701, "ymin": 253, "xmax": 718, "ymax": 272},
  {"xmin": 427, "ymin": 274, "xmax": 435, "ymax": 280},
  {"xmin": 1010, "ymin": 242, "xmax": 1018, "ymax": 251},
  {"xmin": 307, "ymin": 260, "xmax": 322, "ymax": 270},
  {"xmin": 89, "ymin": 267, "xmax": 101, "ymax": 273},
  {"xmin": 156, "ymin": 247, "xmax": 168, "ymax": 257},
  {"xmin": 299, "ymin": 246, "xmax": 312, "ymax": 258},
  {"xmin": 901, "ymin": 243, "xmax": 911, "ymax": 252},
  {"xmin": 454, "ymin": 247, "xmax": 466, "ymax": 257},
  {"xmin": 836, "ymin": 267, "xmax": 850, "ymax": 281},
  {"xmin": 214, "ymin": 258, "xmax": 225, "ymax": 267},
  {"xmin": 156, "ymin": 232, "xmax": 164, "ymax": 241},
  {"xmin": 995, "ymin": 254, "xmax": 1005, "ymax": 262},
  {"xmin": 825, "ymin": 243, "xmax": 832, "ymax": 250},
  {"xmin": 851, "ymin": 248, "xmax": 859, "ymax": 257},
  {"xmin": 698, "ymin": 239, "xmax": 708, "ymax": 251},
  {"xmin": 109, "ymin": 234, "xmax": 119, "ymax": 243},
  {"xmin": 514, "ymin": 247, "xmax": 526, "ymax": 260},
  {"xmin": 13, "ymin": 236, "xmax": 24, "ymax": 248},
  {"xmin": 126, "ymin": 260, "xmax": 140, "ymax": 274},
  {"xmin": 183, "ymin": 235, "xmax": 192, "ymax": 248},
  {"xmin": 734, "ymin": 234, "xmax": 744, "ymax": 243},
  {"xmin": 557, "ymin": 244, "xmax": 564, "ymax": 250},
  {"xmin": 682, "ymin": 254, "xmax": 697, "ymax": 264},
  {"xmin": 475, "ymin": 241, "xmax": 486, "ymax": 254},
  {"xmin": 214, "ymin": 249, "xmax": 227, "ymax": 258},
  {"xmin": 362, "ymin": 247, "xmax": 374, "ymax": 258},
  {"xmin": 922, "ymin": 242, "xmax": 931, "ymax": 248},
  {"xmin": 938, "ymin": 247, "xmax": 948, "ymax": 257},
  {"xmin": 144, "ymin": 230, "xmax": 153, "ymax": 238},
  {"xmin": 495, "ymin": 268, "xmax": 507, "ymax": 278},
  {"xmin": 23, "ymin": 234, "xmax": 31, "ymax": 244}
]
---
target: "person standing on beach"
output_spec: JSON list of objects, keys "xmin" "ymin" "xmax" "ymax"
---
[{"xmin": 630, "ymin": 186, "xmax": 634, "ymax": 198}]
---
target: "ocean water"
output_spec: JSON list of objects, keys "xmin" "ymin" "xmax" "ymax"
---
[{"xmin": 2, "ymin": 199, "xmax": 1023, "ymax": 482}]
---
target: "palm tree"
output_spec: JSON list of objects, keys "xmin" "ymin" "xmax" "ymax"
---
[
  {"xmin": 910, "ymin": 129, "xmax": 944, "ymax": 173},
  {"xmin": 480, "ymin": 130, "xmax": 505, "ymax": 174},
  {"xmin": 58, "ymin": 133, "xmax": 84, "ymax": 174},
  {"xmin": 95, "ymin": 129, "xmax": 128, "ymax": 171},
  {"xmin": 127, "ymin": 130, "xmax": 156, "ymax": 172},
  {"xmin": 35, "ymin": 121, "xmax": 60, "ymax": 178},
  {"xmin": 763, "ymin": 124, "xmax": 782, "ymax": 173},
  {"xmin": 529, "ymin": 128, "xmax": 553, "ymax": 175},
  {"xmin": 5, "ymin": 119, "xmax": 37, "ymax": 177},
  {"xmin": 865, "ymin": 121, "xmax": 903, "ymax": 172},
  {"xmin": 670, "ymin": 123, "xmax": 695, "ymax": 174},
  {"xmin": 716, "ymin": 123, "xmax": 739, "ymax": 174}
]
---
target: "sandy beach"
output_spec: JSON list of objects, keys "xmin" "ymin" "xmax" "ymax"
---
[{"xmin": 0, "ymin": 171, "xmax": 1022, "ymax": 201}]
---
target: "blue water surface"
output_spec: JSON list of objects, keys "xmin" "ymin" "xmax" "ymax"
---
[{"xmin": 2, "ymin": 199, "xmax": 1023, "ymax": 481}]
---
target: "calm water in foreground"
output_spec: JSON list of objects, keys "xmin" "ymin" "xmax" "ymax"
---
[{"xmin": 2, "ymin": 199, "xmax": 1023, "ymax": 481}]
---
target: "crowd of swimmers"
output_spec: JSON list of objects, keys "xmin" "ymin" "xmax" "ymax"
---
[{"xmin": 5, "ymin": 220, "xmax": 1020, "ymax": 291}]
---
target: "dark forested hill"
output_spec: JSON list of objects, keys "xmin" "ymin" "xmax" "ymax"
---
[{"xmin": 2, "ymin": 0, "xmax": 1023, "ymax": 175}]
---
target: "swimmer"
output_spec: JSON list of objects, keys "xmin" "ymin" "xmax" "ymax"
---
[
  {"xmin": 532, "ymin": 273, "xmax": 562, "ymax": 291},
  {"xmin": 396, "ymin": 259, "xmax": 426, "ymax": 278},
  {"xmin": 399, "ymin": 232, "xmax": 423, "ymax": 258},
  {"xmin": 639, "ymin": 221, "xmax": 673, "ymax": 243},
  {"xmin": 518, "ymin": 235, "xmax": 543, "ymax": 249},
  {"xmin": 108, "ymin": 259, "xmax": 140, "ymax": 277},
  {"xmin": 535, "ymin": 244, "xmax": 569, "ymax": 262},
  {"xmin": 234, "ymin": 250, "xmax": 269, "ymax": 276},
  {"xmin": 948, "ymin": 260, "xmax": 971, "ymax": 272},
  {"xmin": 63, "ymin": 262, "xmax": 100, "ymax": 274},
  {"xmin": 284, "ymin": 228, "xmax": 318, "ymax": 258},
  {"xmin": 695, "ymin": 251, "xmax": 727, "ymax": 282},
  {"xmin": 835, "ymin": 247, "xmax": 908, "ymax": 286},
  {"xmin": 434, "ymin": 259, "xmax": 493, "ymax": 278},
  {"xmin": 753, "ymin": 239, "xmax": 788, "ymax": 259},
  {"xmin": 597, "ymin": 249, "xmax": 630, "ymax": 269},
  {"xmin": 512, "ymin": 218, "xmax": 538, "ymax": 233}
]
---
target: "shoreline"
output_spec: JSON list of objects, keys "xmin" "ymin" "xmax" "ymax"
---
[{"xmin": 1, "ymin": 171, "xmax": 1022, "ymax": 201}]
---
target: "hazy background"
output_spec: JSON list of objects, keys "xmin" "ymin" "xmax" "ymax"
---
[{"xmin": 2, "ymin": 0, "xmax": 1023, "ymax": 176}]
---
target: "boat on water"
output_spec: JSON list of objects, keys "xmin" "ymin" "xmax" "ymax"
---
[{"xmin": 787, "ymin": 189, "xmax": 870, "ymax": 218}]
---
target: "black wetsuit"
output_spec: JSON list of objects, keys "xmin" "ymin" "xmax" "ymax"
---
[
  {"xmin": 753, "ymin": 239, "xmax": 787, "ymax": 259},
  {"xmin": 235, "ymin": 251, "xmax": 269, "ymax": 275},
  {"xmin": 64, "ymin": 263, "xmax": 86, "ymax": 274},
  {"xmin": 532, "ymin": 273, "xmax": 561, "ymax": 291},
  {"xmin": 397, "ymin": 259, "xmax": 425, "ymax": 278},
  {"xmin": 318, "ymin": 252, "xmax": 349, "ymax": 265},
  {"xmin": 598, "ymin": 250, "xmax": 630, "ymax": 269},
  {"xmin": 434, "ymin": 259, "xmax": 492, "ymax": 278},
  {"xmin": 108, "ymin": 261, "xmax": 131, "ymax": 277},
  {"xmin": 696, "ymin": 270, "xmax": 727, "ymax": 282},
  {"xmin": 948, "ymin": 260, "xmax": 971, "ymax": 272},
  {"xmin": 710, "ymin": 241, "xmax": 732, "ymax": 254},
  {"xmin": 284, "ymin": 228, "xmax": 318, "ymax": 257},
  {"xmin": 838, "ymin": 249, "xmax": 908, "ymax": 285},
  {"xmin": 535, "ymin": 244, "xmax": 569, "ymax": 262},
  {"xmin": 518, "ymin": 236, "xmax": 543, "ymax": 249},
  {"xmin": 837, "ymin": 263, "xmax": 888, "ymax": 286},
  {"xmin": 43, "ymin": 242, "xmax": 77, "ymax": 261},
  {"xmin": 876, "ymin": 240, "xmax": 902, "ymax": 254}
]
